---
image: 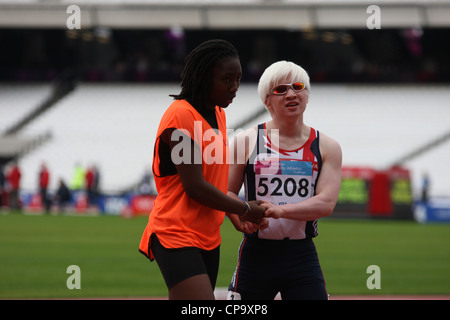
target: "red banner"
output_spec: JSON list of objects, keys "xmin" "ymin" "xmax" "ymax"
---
[{"xmin": 130, "ymin": 195, "xmax": 156, "ymax": 216}]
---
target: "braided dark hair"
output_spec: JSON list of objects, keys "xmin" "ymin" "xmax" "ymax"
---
[{"xmin": 170, "ymin": 39, "xmax": 239, "ymax": 112}]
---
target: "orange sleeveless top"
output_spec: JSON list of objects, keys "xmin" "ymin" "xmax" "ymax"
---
[{"xmin": 139, "ymin": 99, "xmax": 229, "ymax": 260}]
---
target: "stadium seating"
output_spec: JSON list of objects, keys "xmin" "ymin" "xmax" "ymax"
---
[
  {"xmin": 4, "ymin": 83, "xmax": 450, "ymax": 199},
  {"xmin": 16, "ymin": 83, "xmax": 265, "ymax": 193},
  {"xmin": 0, "ymin": 84, "xmax": 52, "ymax": 134}
]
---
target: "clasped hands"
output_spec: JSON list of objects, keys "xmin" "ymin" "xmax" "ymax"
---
[{"xmin": 231, "ymin": 200, "xmax": 280, "ymax": 234}]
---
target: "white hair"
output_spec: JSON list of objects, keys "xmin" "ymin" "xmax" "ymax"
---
[{"xmin": 257, "ymin": 60, "xmax": 311, "ymax": 104}]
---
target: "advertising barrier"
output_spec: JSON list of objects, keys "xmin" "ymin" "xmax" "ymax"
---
[
  {"xmin": 21, "ymin": 192, "xmax": 156, "ymax": 217},
  {"xmin": 414, "ymin": 199, "xmax": 450, "ymax": 223},
  {"xmin": 19, "ymin": 165, "xmax": 417, "ymax": 220},
  {"xmin": 335, "ymin": 165, "xmax": 413, "ymax": 219}
]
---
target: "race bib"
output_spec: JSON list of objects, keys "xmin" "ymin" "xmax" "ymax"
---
[{"xmin": 255, "ymin": 157, "xmax": 313, "ymax": 205}]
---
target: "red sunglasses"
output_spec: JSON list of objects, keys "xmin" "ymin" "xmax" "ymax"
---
[{"xmin": 271, "ymin": 82, "xmax": 306, "ymax": 95}]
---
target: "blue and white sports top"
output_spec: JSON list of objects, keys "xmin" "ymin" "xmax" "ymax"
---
[{"xmin": 244, "ymin": 123, "xmax": 322, "ymax": 240}]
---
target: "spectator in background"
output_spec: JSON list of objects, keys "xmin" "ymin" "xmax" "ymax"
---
[
  {"xmin": 38, "ymin": 162, "xmax": 50, "ymax": 213},
  {"xmin": 421, "ymin": 172, "xmax": 430, "ymax": 203},
  {"xmin": 0, "ymin": 165, "xmax": 5, "ymax": 208},
  {"xmin": 139, "ymin": 167, "xmax": 154, "ymax": 195},
  {"xmin": 70, "ymin": 162, "xmax": 85, "ymax": 191},
  {"xmin": 7, "ymin": 161, "xmax": 22, "ymax": 211},
  {"xmin": 92, "ymin": 165, "xmax": 100, "ymax": 199},
  {"xmin": 85, "ymin": 166, "xmax": 94, "ymax": 204},
  {"xmin": 54, "ymin": 178, "xmax": 71, "ymax": 213},
  {"xmin": 85, "ymin": 165, "xmax": 100, "ymax": 207}
]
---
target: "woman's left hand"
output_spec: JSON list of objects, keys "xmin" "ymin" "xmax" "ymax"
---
[{"xmin": 260, "ymin": 201, "xmax": 285, "ymax": 219}]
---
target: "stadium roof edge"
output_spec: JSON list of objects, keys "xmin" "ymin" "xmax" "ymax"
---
[
  {"xmin": 1, "ymin": 0, "xmax": 450, "ymax": 28},
  {"xmin": 1, "ymin": 0, "xmax": 450, "ymax": 5}
]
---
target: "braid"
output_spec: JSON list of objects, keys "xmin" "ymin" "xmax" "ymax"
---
[{"xmin": 170, "ymin": 39, "xmax": 238, "ymax": 111}]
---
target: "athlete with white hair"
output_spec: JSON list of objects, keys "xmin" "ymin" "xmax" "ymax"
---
[{"xmin": 227, "ymin": 61, "xmax": 342, "ymax": 300}]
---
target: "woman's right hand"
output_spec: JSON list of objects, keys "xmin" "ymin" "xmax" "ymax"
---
[{"xmin": 242, "ymin": 200, "xmax": 266, "ymax": 224}]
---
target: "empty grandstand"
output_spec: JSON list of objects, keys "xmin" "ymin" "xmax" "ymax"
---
[
  {"xmin": 2, "ymin": 82, "xmax": 448, "ymax": 199},
  {"xmin": 1, "ymin": 0, "xmax": 449, "ymax": 219}
]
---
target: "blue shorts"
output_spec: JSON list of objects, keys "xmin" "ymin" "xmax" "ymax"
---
[{"xmin": 228, "ymin": 236, "xmax": 327, "ymax": 300}]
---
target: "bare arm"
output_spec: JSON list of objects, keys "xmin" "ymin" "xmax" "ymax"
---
[
  {"xmin": 261, "ymin": 132, "xmax": 342, "ymax": 221},
  {"xmin": 226, "ymin": 128, "xmax": 268, "ymax": 230},
  {"xmin": 169, "ymin": 128, "xmax": 265, "ymax": 222}
]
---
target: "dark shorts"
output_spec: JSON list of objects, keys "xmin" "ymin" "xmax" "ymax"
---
[
  {"xmin": 150, "ymin": 233, "xmax": 220, "ymax": 289},
  {"xmin": 228, "ymin": 236, "xmax": 328, "ymax": 300}
]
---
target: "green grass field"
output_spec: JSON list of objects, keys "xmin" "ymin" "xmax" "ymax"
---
[{"xmin": 1, "ymin": 213, "xmax": 449, "ymax": 299}]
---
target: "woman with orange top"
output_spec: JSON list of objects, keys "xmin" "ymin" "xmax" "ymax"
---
[{"xmin": 139, "ymin": 39, "xmax": 266, "ymax": 300}]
